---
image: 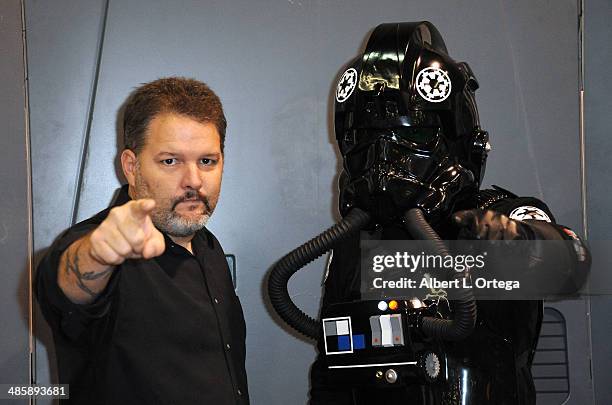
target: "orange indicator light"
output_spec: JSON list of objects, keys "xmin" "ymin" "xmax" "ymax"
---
[{"xmin": 388, "ymin": 300, "xmax": 399, "ymax": 310}]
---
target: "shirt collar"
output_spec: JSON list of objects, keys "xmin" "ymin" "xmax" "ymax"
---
[{"xmin": 113, "ymin": 184, "xmax": 131, "ymax": 207}]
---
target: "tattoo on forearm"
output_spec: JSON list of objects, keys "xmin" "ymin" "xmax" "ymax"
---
[
  {"xmin": 65, "ymin": 244, "xmax": 113, "ymax": 297},
  {"xmin": 80, "ymin": 267, "xmax": 114, "ymax": 280}
]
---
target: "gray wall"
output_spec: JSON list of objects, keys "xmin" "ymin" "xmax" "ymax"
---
[
  {"xmin": 16, "ymin": 0, "xmax": 609, "ymax": 404},
  {"xmin": 0, "ymin": 1, "xmax": 31, "ymax": 404},
  {"xmin": 585, "ymin": 0, "xmax": 612, "ymax": 403}
]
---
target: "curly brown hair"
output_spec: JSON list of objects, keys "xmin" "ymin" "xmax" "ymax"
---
[{"xmin": 123, "ymin": 77, "xmax": 226, "ymax": 154}]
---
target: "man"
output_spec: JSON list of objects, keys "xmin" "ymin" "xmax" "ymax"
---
[{"xmin": 36, "ymin": 77, "xmax": 248, "ymax": 404}]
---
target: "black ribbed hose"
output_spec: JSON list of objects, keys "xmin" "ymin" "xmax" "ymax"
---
[
  {"xmin": 267, "ymin": 208, "xmax": 371, "ymax": 339},
  {"xmin": 403, "ymin": 208, "xmax": 477, "ymax": 341}
]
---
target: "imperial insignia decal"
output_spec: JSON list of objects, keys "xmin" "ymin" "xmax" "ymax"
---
[
  {"xmin": 509, "ymin": 206, "xmax": 552, "ymax": 222},
  {"xmin": 336, "ymin": 68, "xmax": 358, "ymax": 103},
  {"xmin": 416, "ymin": 67, "xmax": 452, "ymax": 103}
]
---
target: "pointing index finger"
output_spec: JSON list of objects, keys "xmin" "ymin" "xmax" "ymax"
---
[{"xmin": 129, "ymin": 199, "xmax": 156, "ymax": 220}]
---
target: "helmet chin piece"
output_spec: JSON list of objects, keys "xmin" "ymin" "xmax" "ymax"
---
[
  {"xmin": 412, "ymin": 164, "xmax": 477, "ymax": 221},
  {"xmin": 335, "ymin": 22, "xmax": 487, "ymax": 225},
  {"xmin": 340, "ymin": 157, "xmax": 476, "ymax": 225}
]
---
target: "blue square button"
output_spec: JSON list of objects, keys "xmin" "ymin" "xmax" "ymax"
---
[
  {"xmin": 337, "ymin": 335, "xmax": 351, "ymax": 351},
  {"xmin": 353, "ymin": 334, "xmax": 365, "ymax": 350}
]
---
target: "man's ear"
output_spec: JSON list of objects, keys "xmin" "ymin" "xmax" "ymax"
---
[{"xmin": 121, "ymin": 149, "xmax": 138, "ymax": 187}]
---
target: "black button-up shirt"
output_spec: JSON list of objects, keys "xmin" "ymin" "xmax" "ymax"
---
[{"xmin": 35, "ymin": 186, "xmax": 249, "ymax": 404}]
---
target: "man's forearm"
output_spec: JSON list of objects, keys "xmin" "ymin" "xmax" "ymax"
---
[
  {"xmin": 55, "ymin": 199, "xmax": 166, "ymax": 304},
  {"xmin": 57, "ymin": 234, "xmax": 115, "ymax": 305}
]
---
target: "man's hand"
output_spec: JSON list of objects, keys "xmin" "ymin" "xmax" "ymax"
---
[
  {"xmin": 58, "ymin": 199, "xmax": 165, "ymax": 304},
  {"xmin": 88, "ymin": 199, "xmax": 165, "ymax": 266},
  {"xmin": 453, "ymin": 209, "xmax": 529, "ymax": 240}
]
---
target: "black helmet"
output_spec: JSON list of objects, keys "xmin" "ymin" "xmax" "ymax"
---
[{"xmin": 335, "ymin": 21, "xmax": 490, "ymax": 225}]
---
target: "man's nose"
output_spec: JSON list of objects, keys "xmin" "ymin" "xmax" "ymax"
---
[{"xmin": 181, "ymin": 163, "xmax": 203, "ymax": 189}]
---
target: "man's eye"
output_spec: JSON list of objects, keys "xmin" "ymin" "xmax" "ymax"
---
[
  {"xmin": 161, "ymin": 158, "xmax": 177, "ymax": 165},
  {"xmin": 201, "ymin": 158, "xmax": 216, "ymax": 166}
]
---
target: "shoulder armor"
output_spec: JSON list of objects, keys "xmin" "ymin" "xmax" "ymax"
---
[{"xmin": 476, "ymin": 185, "xmax": 517, "ymax": 210}]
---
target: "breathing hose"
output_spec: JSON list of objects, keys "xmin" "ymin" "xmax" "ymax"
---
[
  {"xmin": 267, "ymin": 208, "xmax": 371, "ymax": 339},
  {"xmin": 267, "ymin": 207, "xmax": 477, "ymax": 341},
  {"xmin": 403, "ymin": 208, "xmax": 477, "ymax": 341}
]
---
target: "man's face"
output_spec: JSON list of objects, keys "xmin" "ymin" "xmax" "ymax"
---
[{"xmin": 123, "ymin": 112, "xmax": 224, "ymax": 237}]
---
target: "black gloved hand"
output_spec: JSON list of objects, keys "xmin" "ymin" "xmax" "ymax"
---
[{"xmin": 453, "ymin": 209, "xmax": 531, "ymax": 240}]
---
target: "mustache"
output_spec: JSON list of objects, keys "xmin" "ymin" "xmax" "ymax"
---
[{"xmin": 171, "ymin": 190, "xmax": 212, "ymax": 213}]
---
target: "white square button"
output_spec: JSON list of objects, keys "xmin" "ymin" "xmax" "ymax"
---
[{"xmin": 336, "ymin": 319, "xmax": 349, "ymax": 335}]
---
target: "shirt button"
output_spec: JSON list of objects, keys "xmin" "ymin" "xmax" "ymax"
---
[
  {"xmin": 214, "ymin": 298, "xmax": 219, "ymax": 304},
  {"xmin": 226, "ymin": 343, "xmax": 231, "ymax": 350}
]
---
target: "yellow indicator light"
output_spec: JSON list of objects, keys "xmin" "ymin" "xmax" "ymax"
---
[{"xmin": 388, "ymin": 300, "xmax": 399, "ymax": 310}]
